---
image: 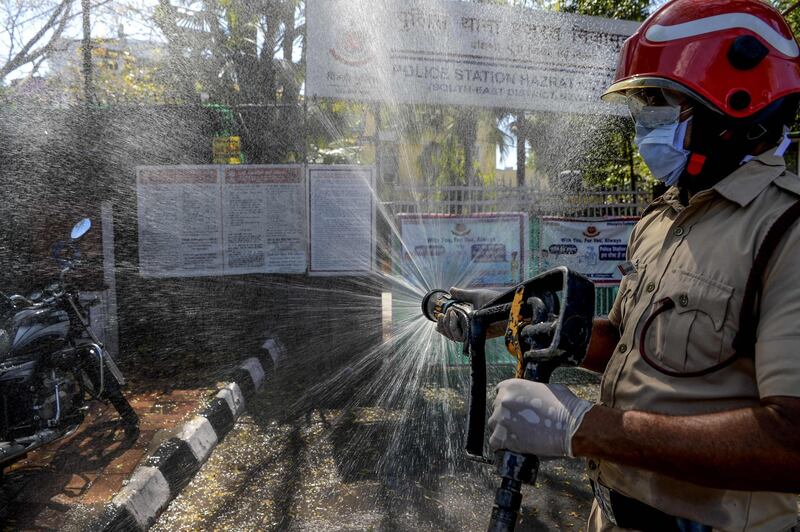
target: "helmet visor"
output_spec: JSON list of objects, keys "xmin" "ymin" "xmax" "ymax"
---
[
  {"xmin": 626, "ymin": 89, "xmax": 694, "ymax": 126},
  {"xmin": 631, "ymin": 104, "xmax": 682, "ymax": 128},
  {"xmin": 602, "ymin": 77, "xmax": 724, "ymax": 115}
]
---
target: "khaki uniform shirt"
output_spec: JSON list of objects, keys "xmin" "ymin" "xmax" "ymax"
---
[{"xmin": 593, "ymin": 153, "xmax": 800, "ymax": 532}]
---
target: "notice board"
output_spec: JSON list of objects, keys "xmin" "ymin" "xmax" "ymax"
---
[
  {"xmin": 136, "ymin": 166, "xmax": 224, "ymax": 277},
  {"xmin": 136, "ymin": 165, "xmax": 306, "ymax": 277},
  {"xmin": 308, "ymin": 166, "xmax": 376, "ymax": 276}
]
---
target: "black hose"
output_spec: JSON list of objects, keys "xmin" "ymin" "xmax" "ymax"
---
[{"xmin": 465, "ymin": 318, "xmax": 487, "ymax": 458}]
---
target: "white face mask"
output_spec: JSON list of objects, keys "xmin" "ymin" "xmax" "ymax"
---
[{"xmin": 633, "ymin": 106, "xmax": 690, "ymax": 187}]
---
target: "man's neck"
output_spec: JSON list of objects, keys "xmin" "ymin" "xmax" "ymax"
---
[{"xmin": 678, "ymin": 169, "xmax": 729, "ymax": 202}]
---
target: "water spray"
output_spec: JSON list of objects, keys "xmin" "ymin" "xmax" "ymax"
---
[{"xmin": 422, "ymin": 267, "xmax": 595, "ymax": 532}]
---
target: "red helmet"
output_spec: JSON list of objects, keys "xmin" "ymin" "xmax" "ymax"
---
[{"xmin": 603, "ymin": 0, "xmax": 800, "ymax": 119}]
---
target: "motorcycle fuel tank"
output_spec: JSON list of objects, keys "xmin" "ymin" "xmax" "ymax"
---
[{"xmin": 8, "ymin": 307, "xmax": 70, "ymax": 358}]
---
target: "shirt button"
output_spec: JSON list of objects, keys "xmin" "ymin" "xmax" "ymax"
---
[
  {"xmin": 619, "ymin": 343, "xmax": 628, "ymax": 353},
  {"xmin": 679, "ymin": 294, "xmax": 689, "ymax": 307},
  {"xmin": 646, "ymin": 282, "xmax": 656, "ymax": 293},
  {"xmin": 674, "ymin": 226, "xmax": 685, "ymax": 237}
]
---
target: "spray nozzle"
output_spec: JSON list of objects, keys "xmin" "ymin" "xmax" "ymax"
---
[{"xmin": 421, "ymin": 289, "xmax": 471, "ymax": 322}]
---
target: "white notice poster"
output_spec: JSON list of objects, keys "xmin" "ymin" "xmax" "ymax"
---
[
  {"xmin": 539, "ymin": 217, "xmax": 638, "ymax": 285},
  {"xmin": 223, "ymin": 166, "xmax": 306, "ymax": 274},
  {"xmin": 308, "ymin": 166, "xmax": 375, "ymax": 275},
  {"xmin": 137, "ymin": 166, "xmax": 223, "ymax": 277}
]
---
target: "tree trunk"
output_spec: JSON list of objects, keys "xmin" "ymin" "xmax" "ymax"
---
[
  {"xmin": 515, "ymin": 112, "xmax": 526, "ymax": 187},
  {"xmin": 463, "ymin": 115, "xmax": 477, "ymax": 188},
  {"xmin": 282, "ymin": 2, "xmax": 298, "ymax": 104},
  {"xmin": 81, "ymin": 0, "xmax": 94, "ymax": 104},
  {"xmin": 626, "ymin": 131, "xmax": 637, "ymax": 191},
  {"xmin": 231, "ymin": 0, "xmax": 263, "ymax": 104}
]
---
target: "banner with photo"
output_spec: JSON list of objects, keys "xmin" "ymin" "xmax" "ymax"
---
[
  {"xmin": 539, "ymin": 217, "xmax": 638, "ymax": 286},
  {"xmin": 399, "ymin": 213, "xmax": 529, "ymax": 288}
]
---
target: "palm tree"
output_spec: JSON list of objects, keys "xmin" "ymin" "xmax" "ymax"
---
[
  {"xmin": 510, "ymin": 112, "xmax": 532, "ymax": 187},
  {"xmin": 407, "ymin": 105, "xmax": 510, "ymax": 187}
]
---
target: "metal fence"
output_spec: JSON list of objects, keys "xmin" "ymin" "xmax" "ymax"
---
[{"xmin": 383, "ymin": 183, "xmax": 652, "ymax": 218}]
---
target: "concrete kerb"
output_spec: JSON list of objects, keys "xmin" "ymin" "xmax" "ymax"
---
[{"xmin": 89, "ymin": 354, "xmax": 270, "ymax": 531}]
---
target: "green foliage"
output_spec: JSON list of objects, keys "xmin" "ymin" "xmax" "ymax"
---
[
  {"xmin": 306, "ymin": 100, "xmax": 370, "ymax": 165},
  {"xmin": 560, "ymin": 0, "xmax": 649, "ymax": 190},
  {"xmin": 154, "ymin": 0, "xmax": 352, "ymax": 163},
  {"xmin": 405, "ymin": 104, "xmax": 510, "ymax": 186},
  {"xmin": 772, "ymin": 1, "xmax": 800, "ymax": 133},
  {"xmin": 559, "ymin": 0, "xmax": 649, "ymax": 21},
  {"xmin": 154, "ymin": 0, "xmax": 302, "ymax": 106},
  {"xmin": 502, "ymin": 0, "xmax": 649, "ymax": 190},
  {"xmin": 90, "ymin": 47, "xmax": 169, "ymax": 104}
]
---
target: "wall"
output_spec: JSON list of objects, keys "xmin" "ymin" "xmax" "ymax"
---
[{"xmin": 0, "ymin": 104, "xmax": 382, "ymax": 385}]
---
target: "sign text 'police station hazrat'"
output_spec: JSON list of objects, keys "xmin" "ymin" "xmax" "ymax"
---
[{"xmin": 307, "ymin": 0, "xmax": 640, "ymax": 114}]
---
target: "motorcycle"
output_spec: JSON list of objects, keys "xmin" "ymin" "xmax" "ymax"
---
[{"xmin": 0, "ymin": 218, "xmax": 138, "ymax": 477}]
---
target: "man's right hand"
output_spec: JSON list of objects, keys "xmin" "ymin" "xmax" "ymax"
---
[{"xmin": 435, "ymin": 287, "xmax": 502, "ymax": 342}]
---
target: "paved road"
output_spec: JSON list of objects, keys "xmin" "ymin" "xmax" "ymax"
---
[
  {"xmin": 1, "ymin": 386, "xmax": 204, "ymax": 530},
  {"xmin": 154, "ymin": 368, "xmax": 600, "ymax": 531}
]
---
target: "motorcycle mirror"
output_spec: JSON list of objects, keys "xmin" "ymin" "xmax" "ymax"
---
[{"xmin": 70, "ymin": 218, "xmax": 91, "ymax": 240}]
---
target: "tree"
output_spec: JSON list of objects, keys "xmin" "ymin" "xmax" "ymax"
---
[
  {"xmin": 153, "ymin": 0, "xmax": 307, "ymax": 162},
  {"xmin": 491, "ymin": 0, "xmax": 649, "ymax": 188},
  {"xmin": 559, "ymin": 0, "xmax": 648, "ymax": 20},
  {"xmin": 509, "ymin": 112, "xmax": 532, "ymax": 186},
  {"xmin": 154, "ymin": 0, "xmax": 302, "ymax": 105},
  {"xmin": 404, "ymin": 105, "xmax": 509, "ymax": 187},
  {"xmin": 0, "ymin": 0, "xmax": 76, "ymax": 82},
  {"xmin": 537, "ymin": 0, "xmax": 649, "ymax": 190}
]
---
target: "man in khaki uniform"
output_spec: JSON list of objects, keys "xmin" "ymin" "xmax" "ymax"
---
[
  {"xmin": 582, "ymin": 150, "xmax": 800, "ymax": 531},
  {"xmin": 437, "ymin": 0, "xmax": 800, "ymax": 529}
]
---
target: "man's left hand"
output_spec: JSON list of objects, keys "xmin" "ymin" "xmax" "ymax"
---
[{"xmin": 488, "ymin": 379, "xmax": 594, "ymax": 458}]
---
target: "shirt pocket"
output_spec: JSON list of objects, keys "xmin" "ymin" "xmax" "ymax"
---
[{"xmin": 645, "ymin": 269, "xmax": 734, "ymax": 373}]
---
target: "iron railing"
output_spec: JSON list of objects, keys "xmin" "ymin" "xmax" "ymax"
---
[{"xmin": 383, "ymin": 184, "xmax": 651, "ymax": 218}]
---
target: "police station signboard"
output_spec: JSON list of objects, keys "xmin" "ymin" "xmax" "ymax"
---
[
  {"xmin": 399, "ymin": 213, "xmax": 529, "ymax": 288},
  {"xmin": 306, "ymin": 0, "xmax": 639, "ymax": 114},
  {"xmin": 539, "ymin": 217, "xmax": 637, "ymax": 285}
]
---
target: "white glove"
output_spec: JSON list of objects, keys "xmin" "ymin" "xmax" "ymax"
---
[
  {"xmin": 435, "ymin": 287, "xmax": 501, "ymax": 342},
  {"xmin": 488, "ymin": 379, "xmax": 593, "ymax": 458}
]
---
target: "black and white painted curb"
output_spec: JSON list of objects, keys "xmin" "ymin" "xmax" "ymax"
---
[{"xmin": 90, "ymin": 354, "xmax": 271, "ymax": 531}]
